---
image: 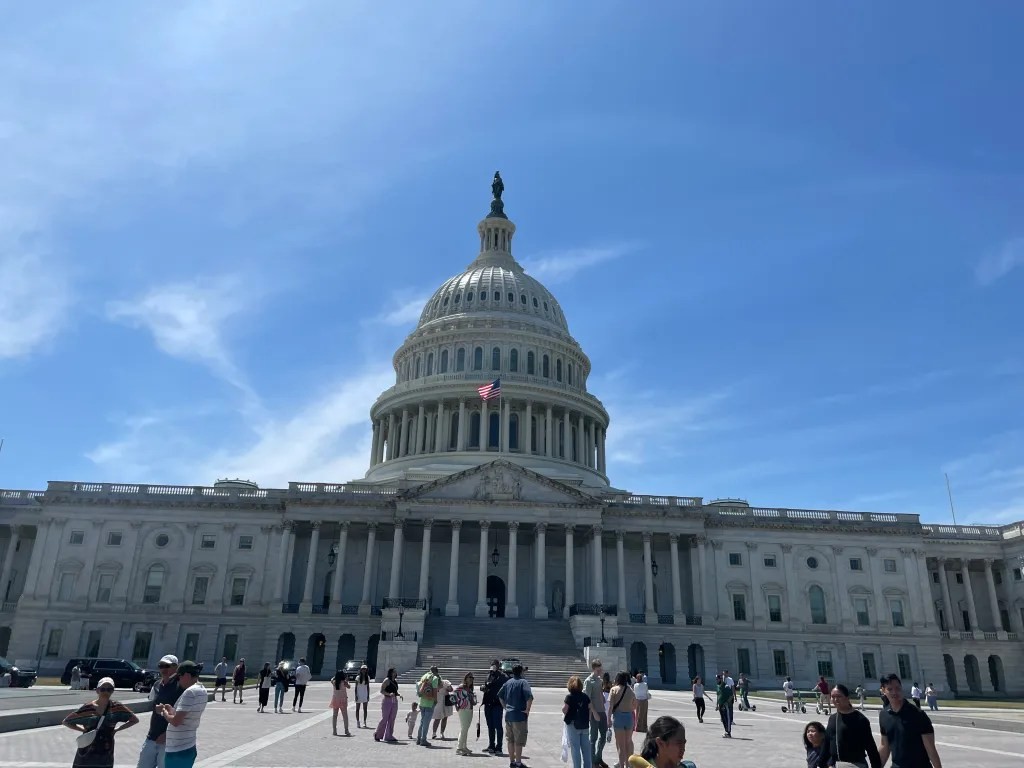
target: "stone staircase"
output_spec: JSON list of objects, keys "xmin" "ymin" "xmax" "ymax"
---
[{"xmin": 399, "ymin": 616, "xmax": 588, "ymax": 689}]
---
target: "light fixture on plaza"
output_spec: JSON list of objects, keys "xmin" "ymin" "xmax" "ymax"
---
[
  {"xmin": 491, "ymin": 546, "xmax": 500, "ymax": 567},
  {"xmin": 328, "ymin": 543, "xmax": 338, "ymax": 566},
  {"xmin": 397, "ymin": 605, "xmax": 405, "ymax": 639}
]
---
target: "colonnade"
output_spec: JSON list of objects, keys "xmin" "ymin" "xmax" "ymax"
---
[
  {"xmin": 368, "ymin": 398, "xmax": 607, "ymax": 474},
  {"xmin": 934, "ymin": 556, "xmax": 1024, "ymax": 635}
]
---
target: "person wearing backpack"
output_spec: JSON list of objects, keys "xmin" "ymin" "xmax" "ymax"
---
[
  {"xmin": 415, "ymin": 665, "xmax": 442, "ymax": 746},
  {"xmin": 563, "ymin": 675, "xmax": 593, "ymax": 768}
]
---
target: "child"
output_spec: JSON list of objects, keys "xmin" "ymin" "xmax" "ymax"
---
[{"xmin": 406, "ymin": 701, "xmax": 419, "ymax": 739}]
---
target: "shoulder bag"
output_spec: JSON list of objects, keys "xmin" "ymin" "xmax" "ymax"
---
[{"xmin": 76, "ymin": 713, "xmax": 106, "ymax": 749}]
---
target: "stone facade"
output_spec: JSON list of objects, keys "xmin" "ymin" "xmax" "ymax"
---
[{"xmin": 1, "ymin": 180, "xmax": 1022, "ymax": 695}]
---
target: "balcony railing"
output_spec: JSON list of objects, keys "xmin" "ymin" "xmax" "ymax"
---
[
  {"xmin": 568, "ymin": 603, "xmax": 618, "ymax": 616},
  {"xmin": 312, "ymin": 605, "xmax": 328, "ymax": 615},
  {"xmin": 629, "ymin": 613, "xmax": 646, "ymax": 624},
  {"xmin": 685, "ymin": 615, "xmax": 703, "ymax": 626},
  {"xmin": 341, "ymin": 605, "xmax": 359, "ymax": 615},
  {"xmin": 370, "ymin": 605, "xmax": 383, "ymax": 616},
  {"xmin": 657, "ymin": 614, "xmax": 674, "ymax": 625},
  {"xmin": 382, "ymin": 598, "xmax": 427, "ymax": 610},
  {"xmin": 282, "ymin": 603, "xmax": 299, "ymax": 614},
  {"xmin": 0, "ymin": 601, "xmax": 17, "ymax": 613}
]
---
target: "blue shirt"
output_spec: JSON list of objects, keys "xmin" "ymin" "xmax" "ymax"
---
[{"xmin": 498, "ymin": 677, "xmax": 533, "ymax": 723}]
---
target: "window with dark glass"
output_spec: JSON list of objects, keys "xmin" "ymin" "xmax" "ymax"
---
[
  {"xmin": 492, "ymin": 347, "xmax": 501, "ymax": 370},
  {"xmin": 510, "ymin": 349, "xmax": 519, "ymax": 372},
  {"xmin": 456, "ymin": 348, "xmax": 466, "ymax": 371},
  {"xmin": 473, "ymin": 347, "xmax": 483, "ymax": 370}
]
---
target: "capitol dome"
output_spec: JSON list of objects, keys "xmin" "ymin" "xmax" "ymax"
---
[{"xmin": 361, "ymin": 173, "xmax": 610, "ymax": 489}]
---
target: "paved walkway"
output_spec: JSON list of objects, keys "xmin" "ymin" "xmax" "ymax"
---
[{"xmin": 0, "ymin": 684, "xmax": 1020, "ymax": 767}]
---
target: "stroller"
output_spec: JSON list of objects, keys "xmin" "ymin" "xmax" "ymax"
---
[{"xmin": 782, "ymin": 689, "xmax": 806, "ymax": 714}]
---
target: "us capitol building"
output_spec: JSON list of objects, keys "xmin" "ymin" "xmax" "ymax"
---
[{"xmin": 2, "ymin": 175, "xmax": 1022, "ymax": 695}]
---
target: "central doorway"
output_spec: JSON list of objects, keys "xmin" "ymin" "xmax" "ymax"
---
[{"xmin": 487, "ymin": 575, "xmax": 506, "ymax": 618}]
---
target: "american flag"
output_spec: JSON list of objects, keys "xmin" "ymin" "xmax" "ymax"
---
[{"xmin": 477, "ymin": 378, "xmax": 501, "ymax": 401}]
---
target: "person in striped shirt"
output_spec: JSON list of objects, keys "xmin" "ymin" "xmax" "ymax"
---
[{"xmin": 156, "ymin": 661, "xmax": 208, "ymax": 768}]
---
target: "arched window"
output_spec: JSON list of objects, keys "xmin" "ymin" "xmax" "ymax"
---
[
  {"xmin": 488, "ymin": 413, "xmax": 500, "ymax": 449},
  {"xmin": 809, "ymin": 585, "xmax": 828, "ymax": 624},
  {"xmin": 567, "ymin": 363, "xmax": 573, "ymax": 385},
  {"xmin": 448, "ymin": 412, "xmax": 459, "ymax": 450},
  {"xmin": 542, "ymin": 354, "xmax": 550, "ymax": 378},
  {"xmin": 473, "ymin": 347, "xmax": 483, "ymax": 371},
  {"xmin": 510, "ymin": 349, "xmax": 519, "ymax": 372},
  {"xmin": 456, "ymin": 348, "xmax": 466, "ymax": 372},
  {"xmin": 494, "ymin": 291, "xmax": 500, "ymax": 301},
  {"xmin": 470, "ymin": 412, "xmax": 481, "ymax": 448},
  {"xmin": 143, "ymin": 565, "xmax": 164, "ymax": 604},
  {"xmin": 509, "ymin": 413, "xmax": 519, "ymax": 451},
  {"xmin": 440, "ymin": 349, "xmax": 449, "ymax": 373},
  {"xmin": 556, "ymin": 359, "xmax": 563, "ymax": 382},
  {"xmin": 527, "ymin": 351, "xmax": 535, "ymax": 375},
  {"xmin": 426, "ymin": 353, "xmax": 434, "ymax": 376},
  {"xmin": 491, "ymin": 347, "xmax": 501, "ymax": 370},
  {"xmin": 414, "ymin": 357, "xmax": 420, "ymax": 379}
]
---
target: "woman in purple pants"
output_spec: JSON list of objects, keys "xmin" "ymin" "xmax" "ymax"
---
[{"xmin": 374, "ymin": 668, "xmax": 402, "ymax": 742}]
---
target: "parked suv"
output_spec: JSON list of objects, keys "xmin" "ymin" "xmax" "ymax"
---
[
  {"xmin": 0, "ymin": 656, "xmax": 37, "ymax": 687},
  {"xmin": 82, "ymin": 659, "xmax": 157, "ymax": 691},
  {"xmin": 342, "ymin": 660, "xmax": 363, "ymax": 681}
]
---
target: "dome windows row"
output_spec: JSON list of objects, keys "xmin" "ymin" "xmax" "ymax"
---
[
  {"xmin": 428, "ymin": 284, "xmax": 565, "ymax": 327},
  {"xmin": 398, "ymin": 344, "xmax": 583, "ymax": 388}
]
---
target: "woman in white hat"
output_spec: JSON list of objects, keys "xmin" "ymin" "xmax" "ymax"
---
[{"xmin": 63, "ymin": 676, "xmax": 139, "ymax": 767}]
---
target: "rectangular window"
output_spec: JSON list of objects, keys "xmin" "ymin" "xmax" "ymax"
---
[
  {"xmin": 763, "ymin": 555, "xmax": 777, "ymax": 568},
  {"xmin": 931, "ymin": 571, "xmax": 939, "ymax": 584},
  {"xmin": 728, "ymin": 552, "xmax": 742, "ymax": 566},
  {"xmin": 890, "ymin": 599, "xmax": 905, "ymax": 627},
  {"xmin": 1000, "ymin": 608, "xmax": 1010, "ymax": 632},
  {"xmin": 230, "ymin": 578, "xmax": 247, "ymax": 606},
  {"xmin": 183, "ymin": 633, "xmax": 200, "ymax": 662},
  {"xmin": 768, "ymin": 594, "xmax": 783, "ymax": 622},
  {"xmin": 732, "ymin": 594, "xmax": 747, "ymax": 621},
  {"xmin": 85, "ymin": 629, "xmax": 102, "ymax": 658},
  {"xmin": 1015, "ymin": 567, "xmax": 1022, "ymax": 581},
  {"xmin": 862, "ymin": 652, "xmax": 877, "ymax": 680},
  {"xmin": 854, "ymin": 597, "xmax": 870, "ymax": 626},
  {"xmin": 994, "ymin": 570, "xmax": 1002, "ymax": 585},
  {"xmin": 69, "ymin": 530, "xmax": 85, "ymax": 545},
  {"xmin": 192, "ymin": 576, "xmax": 209, "ymax": 605},
  {"xmin": 737, "ymin": 648, "xmax": 752, "ymax": 675},
  {"xmin": 58, "ymin": 573, "xmax": 76, "ymax": 601},
  {"xmin": 132, "ymin": 631, "xmax": 153, "ymax": 663},
  {"xmin": 897, "ymin": 653, "xmax": 912, "ymax": 680},
  {"xmin": 884, "ymin": 559, "xmax": 897, "ymax": 573},
  {"xmin": 106, "ymin": 531, "xmax": 123, "ymax": 546},
  {"xmin": 849, "ymin": 558, "xmax": 863, "ymax": 571},
  {"xmin": 955, "ymin": 572, "xmax": 963, "ymax": 584},
  {"xmin": 773, "ymin": 649, "xmax": 788, "ymax": 676},
  {"xmin": 223, "ymin": 633, "xmax": 239, "ymax": 660},
  {"xmin": 816, "ymin": 651, "xmax": 834, "ymax": 679},
  {"xmin": 95, "ymin": 573, "xmax": 114, "ymax": 604},
  {"xmin": 238, "ymin": 535, "xmax": 254, "ymax": 550},
  {"xmin": 200, "ymin": 534, "xmax": 217, "ymax": 550},
  {"xmin": 45, "ymin": 628, "xmax": 64, "ymax": 657}
]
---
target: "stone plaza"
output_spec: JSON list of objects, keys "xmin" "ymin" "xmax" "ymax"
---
[{"xmin": 0, "ymin": 683, "xmax": 1020, "ymax": 767}]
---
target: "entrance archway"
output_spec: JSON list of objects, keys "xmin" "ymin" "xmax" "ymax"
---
[
  {"xmin": 942, "ymin": 654, "xmax": 958, "ymax": 693},
  {"xmin": 964, "ymin": 655, "xmax": 981, "ymax": 693},
  {"xmin": 687, "ymin": 644, "xmax": 705, "ymax": 683},
  {"xmin": 987, "ymin": 655, "xmax": 1005, "ymax": 692},
  {"xmin": 307, "ymin": 633, "xmax": 326, "ymax": 675},
  {"xmin": 487, "ymin": 575, "xmax": 506, "ymax": 618},
  {"xmin": 0, "ymin": 626, "xmax": 10, "ymax": 656},
  {"xmin": 659, "ymin": 643, "xmax": 677, "ymax": 685},
  {"xmin": 366, "ymin": 634, "xmax": 380, "ymax": 679},
  {"xmin": 276, "ymin": 632, "xmax": 295, "ymax": 662},
  {"xmin": 336, "ymin": 633, "xmax": 356, "ymax": 671},
  {"xmin": 629, "ymin": 641, "xmax": 648, "ymax": 675}
]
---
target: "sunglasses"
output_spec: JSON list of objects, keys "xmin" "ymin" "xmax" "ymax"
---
[
  {"xmin": 158, "ymin": 664, "xmax": 173, "ymax": 669},
  {"xmin": 98, "ymin": 687, "xmax": 115, "ymax": 693}
]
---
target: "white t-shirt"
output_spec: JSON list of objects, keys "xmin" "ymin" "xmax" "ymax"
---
[
  {"xmin": 724, "ymin": 676, "xmax": 735, "ymax": 689},
  {"xmin": 911, "ymin": 686, "xmax": 922, "ymax": 699},
  {"xmin": 783, "ymin": 681, "xmax": 795, "ymax": 696},
  {"xmin": 166, "ymin": 682, "xmax": 208, "ymax": 753},
  {"xmin": 294, "ymin": 665, "xmax": 312, "ymax": 685},
  {"xmin": 213, "ymin": 662, "xmax": 229, "ymax": 678}
]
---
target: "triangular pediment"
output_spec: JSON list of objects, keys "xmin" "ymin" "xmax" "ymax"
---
[{"xmin": 398, "ymin": 460, "xmax": 600, "ymax": 506}]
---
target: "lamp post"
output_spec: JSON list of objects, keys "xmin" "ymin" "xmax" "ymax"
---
[
  {"xmin": 599, "ymin": 607, "xmax": 607, "ymax": 644},
  {"xmin": 397, "ymin": 606, "xmax": 405, "ymax": 639},
  {"xmin": 491, "ymin": 546, "xmax": 500, "ymax": 568},
  {"xmin": 328, "ymin": 543, "xmax": 338, "ymax": 567}
]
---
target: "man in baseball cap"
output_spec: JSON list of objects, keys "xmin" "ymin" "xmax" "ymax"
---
[
  {"xmin": 159, "ymin": 661, "xmax": 208, "ymax": 767},
  {"xmin": 137, "ymin": 655, "xmax": 180, "ymax": 768}
]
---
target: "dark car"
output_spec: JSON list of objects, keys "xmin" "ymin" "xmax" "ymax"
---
[
  {"xmin": 500, "ymin": 658, "xmax": 521, "ymax": 675},
  {"xmin": 0, "ymin": 656, "xmax": 37, "ymax": 687},
  {"xmin": 342, "ymin": 660, "xmax": 363, "ymax": 682},
  {"xmin": 83, "ymin": 658, "xmax": 157, "ymax": 692}
]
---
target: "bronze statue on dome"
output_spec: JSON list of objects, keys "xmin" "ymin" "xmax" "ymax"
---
[{"xmin": 488, "ymin": 171, "xmax": 507, "ymax": 218}]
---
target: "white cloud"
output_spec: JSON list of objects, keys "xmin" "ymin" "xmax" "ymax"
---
[
  {"xmin": 377, "ymin": 295, "xmax": 430, "ymax": 327},
  {"xmin": 976, "ymin": 237, "xmax": 1024, "ymax": 286},
  {"xmin": 521, "ymin": 244, "xmax": 638, "ymax": 284},
  {"xmin": 0, "ymin": 249, "xmax": 70, "ymax": 359}
]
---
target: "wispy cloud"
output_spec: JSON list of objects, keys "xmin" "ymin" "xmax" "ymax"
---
[
  {"xmin": 376, "ymin": 294, "xmax": 431, "ymax": 328},
  {"xmin": 522, "ymin": 243, "xmax": 639, "ymax": 284},
  {"xmin": 976, "ymin": 237, "xmax": 1024, "ymax": 286},
  {"xmin": 0, "ymin": 249, "xmax": 70, "ymax": 359}
]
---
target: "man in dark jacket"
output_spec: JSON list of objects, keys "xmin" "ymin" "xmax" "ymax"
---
[
  {"xmin": 481, "ymin": 659, "xmax": 508, "ymax": 755},
  {"xmin": 137, "ymin": 654, "xmax": 182, "ymax": 768}
]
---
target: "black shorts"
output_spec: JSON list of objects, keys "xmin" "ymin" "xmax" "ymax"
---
[{"xmin": 215, "ymin": 677, "xmax": 228, "ymax": 686}]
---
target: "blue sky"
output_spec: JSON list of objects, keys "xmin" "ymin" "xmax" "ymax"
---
[{"xmin": 1, "ymin": 2, "xmax": 1022, "ymax": 525}]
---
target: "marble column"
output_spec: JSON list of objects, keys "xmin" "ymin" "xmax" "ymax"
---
[
  {"xmin": 388, "ymin": 523, "xmax": 404, "ymax": 599},
  {"xmin": 398, "ymin": 407, "xmax": 409, "ymax": 457},
  {"xmin": 983, "ymin": 559, "xmax": 1001, "ymax": 632},
  {"xmin": 689, "ymin": 538, "xmax": 702, "ymax": 615},
  {"xmin": 643, "ymin": 533, "xmax": 656, "ymax": 620},
  {"xmin": 416, "ymin": 405, "xmax": 427, "ymax": 454},
  {"xmin": 1004, "ymin": 561, "xmax": 1024, "ymax": 633},
  {"xmin": 961, "ymin": 559, "xmax": 980, "ymax": 634},
  {"xmin": 562, "ymin": 410, "xmax": 571, "ymax": 459},
  {"xmin": 546, "ymin": 406, "xmax": 554, "ymax": 457},
  {"xmin": 525, "ymin": 402, "xmax": 533, "ymax": 454},
  {"xmin": 435, "ymin": 401, "xmax": 446, "ymax": 453},
  {"xmin": 506, "ymin": 522, "xmax": 519, "ymax": 617},
  {"xmin": 502, "ymin": 400, "xmax": 511, "ymax": 452},
  {"xmin": 418, "ymin": 521, "xmax": 433, "ymax": 601},
  {"xmin": 446, "ymin": 521, "xmax": 462, "ymax": 616},
  {"xmin": 275, "ymin": 522, "xmax": 293, "ymax": 603},
  {"xmin": 564, "ymin": 525, "xmax": 575, "ymax": 618},
  {"xmin": 0, "ymin": 526, "xmax": 21, "ymax": 599},
  {"xmin": 598, "ymin": 428, "xmax": 606, "ymax": 474},
  {"xmin": 589, "ymin": 421, "xmax": 597, "ymax": 469},
  {"xmin": 300, "ymin": 522, "xmax": 321, "ymax": 608},
  {"xmin": 669, "ymin": 534, "xmax": 683, "ymax": 617},
  {"xmin": 592, "ymin": 526, "xmax": 604, "ymax": 604},
  {"xmin": 616, "ymin": 532, "xmax": 627, "ymax": 614},
  {"xmin": 386, "ymin": 413, "xmax": 397, "ymax": 460},
  {"xmin": 915, "ymin": 551, "xmax": 937, "ymax": 627},
  {"xmin": 457, "ymin": 399, "xmax": 467, "ymax": 451},
  {"xmin": 370, "ymin": 421, "xmax": 381, "ymax": 466},
  {"xmin": 577, "ymin": 414, "xmax": 585, "ymax": 465},
  {"xmin": 697, "ymin": 538, "xmax": 711, "ymax": 621},
  {"xmin": 900, "ymin": 547, "xmax": 923, "ymax": 626},
  {"xmin": 23, "ymin": 520, "xmax": 51, "ymax": 600},
  {"xmin": 330, "ymin": 523, "xmax": 349, "ymax": 611},
  {"xmin": 359, "ymin": 523, "xmax": 377, "ymax": 614},
  {"xmin": 938, "ymin": 558, "xmax": 957, "ymax": 631},
  {"xmin": 533, "ymin": 523, "xmax": 547, "ymax": 618},
  {"xmin": 475, "ymin": 521, "xmax": 491, "ymax": 617}
]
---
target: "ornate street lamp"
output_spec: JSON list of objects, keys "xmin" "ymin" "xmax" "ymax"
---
[
  {"xmin": 328, "ymin": 543, "xmax": 338, "ymax": 567},
  {"xmin": 491, "ymin": 546, "xmax": 500, "ymax": 567},
  {"xmin": 397, "ymin": 606, "xmax": 406, "ymax": 639},
  {"xmin": 599, "ymin": 607, "xmax": 607, "ymax": 644},
  {"xmin": 651, "ymin": 557, "xmax": 659, "ymax": 577}
]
